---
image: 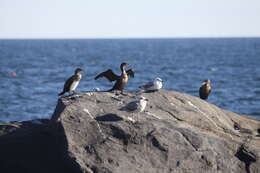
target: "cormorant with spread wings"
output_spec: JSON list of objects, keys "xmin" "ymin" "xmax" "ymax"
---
[{"xmin": 94, "ymin": 62, "xmax": 134, "ymax": 94}]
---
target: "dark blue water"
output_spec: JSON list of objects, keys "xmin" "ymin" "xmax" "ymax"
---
[{"xmin": 0, "ymin": 38, "xmax": 260, "ymax": 122}]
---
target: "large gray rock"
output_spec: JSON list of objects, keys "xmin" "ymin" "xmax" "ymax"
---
[{"xmin": 1, "ymin": 90, "xmax": 260, "ymax": 173}]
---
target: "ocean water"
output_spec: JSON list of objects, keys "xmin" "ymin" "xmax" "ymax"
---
[{"xmin": 0, "ymin": 38, "xmax": 259, "ymax": 122}]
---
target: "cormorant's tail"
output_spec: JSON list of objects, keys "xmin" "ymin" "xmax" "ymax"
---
[
  {"xmin": 58, "ymin": 91, "xmax": 65, "ymax": 96},
  {"xmin": 107, "ymin": 88, "xmax": 114, "ymax": 92}
]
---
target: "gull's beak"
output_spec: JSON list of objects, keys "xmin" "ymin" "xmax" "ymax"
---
[{"xmin": 145, "ymin": 98, "xmax": 149, "ymax": 101}]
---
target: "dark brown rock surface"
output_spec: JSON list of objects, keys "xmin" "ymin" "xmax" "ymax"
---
[{"xmin": 1, "ymin": 90, "xmax": 260, "ymax": 173}]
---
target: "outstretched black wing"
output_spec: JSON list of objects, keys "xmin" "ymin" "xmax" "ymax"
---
[
  {"xmin": 126, "ymin": 69, "xmax": 135, "ymax": 78},
  {"xmin": 94, "ymin": 69, "xmax": 120, "ymax": 82}
]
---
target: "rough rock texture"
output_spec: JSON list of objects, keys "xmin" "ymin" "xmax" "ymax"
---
[{"xmin": 1, "ymin": 90, "xmax": 260, "ymax": 173}]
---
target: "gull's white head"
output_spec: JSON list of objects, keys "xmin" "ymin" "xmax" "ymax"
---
[
  {"xmin": 138, "ymin": 96, "xmax": 148, "ymax": 112},
  {"xmin": 153, "ymin": 77, "xmax": 163, "ymax": 90},
  {"xmin": 139, "ymin": 96, "xmax": 148, "ymax": 101},
  {"xmin": 154, "ymin": 77, "xmax": 163, "ymax": 83}
]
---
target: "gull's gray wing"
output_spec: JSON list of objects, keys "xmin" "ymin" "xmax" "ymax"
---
[
  {"xmin": 139, "ymin": 81, "xmax": 153, "ymax": 89},
  {"xmin": 125, "ymin": 100, "xmax": 140, "ymax": 111}
]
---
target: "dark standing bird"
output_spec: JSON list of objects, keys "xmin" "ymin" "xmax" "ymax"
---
[
  {"xmin": 58, "ymin": 68, "xmax": 84, "ymax": 96},
  {"xmin": 94, "ymin": 62, "xmax": 134, "ymax": 94},
  {"xmin": 199, "ymin": 79, "xmax": 212, "ymax": 100}
]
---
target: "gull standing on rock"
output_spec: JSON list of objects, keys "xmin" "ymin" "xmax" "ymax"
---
[
  {"xmin": 58, "ymin": 68, "xmax": 84, "ymax": 96},
  {"xmin": 123, "ymin": 96, "xmax": 148, "ymax": 122},
  {"xmin": 199, "ymin": 79, "xmax": 212, "ymax": 100},
  {"xmin": 139, "ymin": 77, "xmax": 163, "ymax": 92}
]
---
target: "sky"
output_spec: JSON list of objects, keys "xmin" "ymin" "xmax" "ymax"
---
[{"xmin": 0, "ymin": 0, "xmax": 260, "ymax": 38}]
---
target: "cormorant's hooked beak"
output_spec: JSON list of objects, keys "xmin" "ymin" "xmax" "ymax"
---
[{"xmin": 75, "ymin": 68, "xmax": 84, "ymax": 74}]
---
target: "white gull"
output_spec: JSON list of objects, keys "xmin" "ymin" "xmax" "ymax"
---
[{"xmin": 139, "ymin": 77, "xmax": 163, "ymax": 91}]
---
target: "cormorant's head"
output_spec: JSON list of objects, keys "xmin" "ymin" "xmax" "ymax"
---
[
  {"xmin": 120, "ymin": 62, "xmax": 129, "ymax": 69},
  {"xmin": 75, "ymin": 68, "xmax": 84, "ymax": 74},
  {"xmin": 205, "ymin": 79, "xmax": 211, "ymax": 84},
  {"xmin": 202, "ymin": 79, "xmax": 211, "ymax": 85}
]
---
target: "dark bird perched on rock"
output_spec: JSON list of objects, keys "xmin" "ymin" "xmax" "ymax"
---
[
  {"xmin": 58, "ymin": 68, "xmax": 84, "ymax": 96},
  {"xmin": 94, "ymin": 62, "xmax": 134, "ymax": 94},
  {"xmin": 199, "ymin": 79, "xmax": 212, "ymax": 100}
]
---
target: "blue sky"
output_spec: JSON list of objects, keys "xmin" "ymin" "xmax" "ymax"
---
[{"xmin": 0, "ymin": 0, "xmax": 260, "ymax": 38}]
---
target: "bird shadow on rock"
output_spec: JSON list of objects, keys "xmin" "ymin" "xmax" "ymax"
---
[
  {"xmin": 235, "ymin": 145, "xmax": 257, "ymax": 173},
  {"xmin": 0, "ymin": 121, "xmax": 82, "ymax": 173},
  {"xmin": 257, "ymin": 128, "xmax": 260, "ymax": 137},
  {"xmin": 62, "ymin": 94, "xmax": 83, "ymax": 100},
  {"xmin": 143, "ymin": 90, "xmax": 159, "ymax": 93},
  {"xmin": 95, "ymin": 114, "xmax": 124, "ymax": 122}
]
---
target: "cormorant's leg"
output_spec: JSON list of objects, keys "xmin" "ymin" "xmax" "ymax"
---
[
  {"xmin": 68, "ymin": 91, "xmax": 72, "ymax": 97},
  {"xmin": 112, "ymin": 90, "xmax": 118, "ymax": 96},
  {"xmin": 120, "ymin": 90, "xmax": 128, "ymax": 96},
  {"xmin": 68, "ymin": 91, "xmax": 75, "ymax": 97}
]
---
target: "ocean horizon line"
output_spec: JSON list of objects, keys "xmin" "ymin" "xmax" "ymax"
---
[{"xmin": 0, "ymin": 36, "xmax": 260, "ymax": 40}]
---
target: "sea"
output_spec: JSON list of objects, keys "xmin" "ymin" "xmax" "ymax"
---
[{"xmin": 0, "ymin": 38, "xmax": 259, "ymax": 122}]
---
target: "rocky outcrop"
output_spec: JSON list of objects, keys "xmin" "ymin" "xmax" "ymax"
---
[{"xmin": 0, "ymin": 90, "xmax": 260, "ymax": 173}]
